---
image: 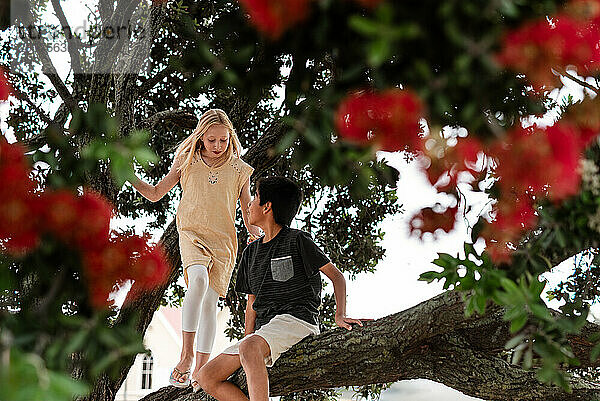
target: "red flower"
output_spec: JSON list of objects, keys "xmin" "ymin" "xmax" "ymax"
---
[
  {"xmin": 424, "ymin": 136, "xmax": 486, "ymax": 190},
  {"xmin": 491, "ymin": 123, "xmax": 584, "ymax": 201},
  {"xmin": 237, "ymin": 0, "xmax": 311, "ymax": 39},
  {"xmin": 545, "ymin": 123, "xmax": 583, "ymax": 200},
  {"xmin": 409, "ymin": 205, "xmax": 457, "ymax": 239},
  {"xmin": 482, "ymin": 195, "xmax": 538, "ymax": 263},
  {"xmin": 335, "ymin": 89, "xmax": 425, "ymax": 152},
  {"xmin": 43, "ymin": 190, "xmax": 81, "ymax": 243},
  {"xmin": 131, "ymin": 245, "xmax": 169, "ymax": 288},
  {"xmin": 0, "ymin": 140, "xmax": 40, "ymax": 255},
  {"xmin": 73, "ymin": 191, "xmax": 113, "ymax": 250},
  {"xmin": 0, "ymin": 68, "xmax": 11, "ymax": 101},
  {"xmin": 0, "ymin": 197, "xmax": 41, "ymax": 255},
  {"xmin": 497, "ymin": 13, "xmax": 600, "ymax": 88}
]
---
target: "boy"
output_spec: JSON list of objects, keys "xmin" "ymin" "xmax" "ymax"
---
[{"xmin": 197, "ymin": 176, "xmax": 362, "ymax": 401}]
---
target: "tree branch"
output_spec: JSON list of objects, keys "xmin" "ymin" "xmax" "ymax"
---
[
  {"xmin": 19, "ymin": 7, "xmax": 79, "ymax": 111},
  {"xmin": 49, "ymin": 0, "xmax": 83, "ymax": 74},
  {"xmin": 137, "ymin": 65, "xmax": 176, "ymax": 95},
  {"xmin": 137, "ymin": 293, "xmax": 600, "ymax": 401},
  {"xmin": 141, "ymin": 109, "xmax": 198, "ymax": 130},
  {"xmin": 561, "ymin": 70, "xmax": 600, "ymax": 96}
]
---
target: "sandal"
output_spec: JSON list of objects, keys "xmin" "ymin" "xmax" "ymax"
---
[
  {"xmin": 191, "ymin": 379, "xmax": 202, "ymax": 393},
  {"xmin": 169, "ymin": 367, "xmax": 191, "ymax": 388}
]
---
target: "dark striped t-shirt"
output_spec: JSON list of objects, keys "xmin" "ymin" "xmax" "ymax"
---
[{"xmin": 235, "ymin": 227, "xmax": 330, "ymax": 330}]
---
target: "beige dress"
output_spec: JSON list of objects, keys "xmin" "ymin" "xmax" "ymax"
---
[{"xmin": 176, "ymin": 153, "xmax": 254, "ymax": 297}]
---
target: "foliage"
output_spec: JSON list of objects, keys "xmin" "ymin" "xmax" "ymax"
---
[{"xmin": 0, "ymin": 105, "xmax": 167, "ymax": 395}]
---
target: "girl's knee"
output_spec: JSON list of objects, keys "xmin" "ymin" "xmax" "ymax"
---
[{"xmin": 188, "ymin": 265, "xmax": 209, "ymax": 288}]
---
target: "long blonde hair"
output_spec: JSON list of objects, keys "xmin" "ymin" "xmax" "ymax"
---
[{"xmin": 175, "ymin": 109, "xmax": 242, "ymax": 176}]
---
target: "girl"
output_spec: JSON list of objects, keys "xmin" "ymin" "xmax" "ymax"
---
[{"xmin": 129, "ymin": 109, "xmax": 261, "ymax": 391}]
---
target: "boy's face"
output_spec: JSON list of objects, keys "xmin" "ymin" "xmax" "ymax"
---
[{"xmin": 248, "ymin": 190, "xmax": 265, "ymax": 227}]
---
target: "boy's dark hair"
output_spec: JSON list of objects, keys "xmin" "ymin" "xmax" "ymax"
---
[{"xmin": 257, "ymin": 177, "xmax": 303, "ymax": 226}]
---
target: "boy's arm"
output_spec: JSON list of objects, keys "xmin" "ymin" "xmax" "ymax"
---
[
  {"xmin": 319, "ymin": 263, "xmax": 363, "ymax": 330},
  {"xmin": 244, "ymin": 294, "xmax": 257, "ymax": 336}
]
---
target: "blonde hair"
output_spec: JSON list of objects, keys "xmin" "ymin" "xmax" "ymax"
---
[{"xmin": 175, "ymin": 109, "xmax": 242, "ymax": 176}]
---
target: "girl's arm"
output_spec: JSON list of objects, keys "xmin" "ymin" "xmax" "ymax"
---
[
  {"xmin": 244, "ymin": 294, "xmax": 257, "ymax": 336},
  {"xmin": 130, "ymin": 158, "xmax": 181, "ymax": 202},
  {"xmin": 239, "ymin": 178, "xmax": 262, "ymax": 238}
]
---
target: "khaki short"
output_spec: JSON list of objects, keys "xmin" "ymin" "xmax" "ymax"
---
[{"xmin": 222, "ymin": 314, "xmax": 320, "ymax": 367}]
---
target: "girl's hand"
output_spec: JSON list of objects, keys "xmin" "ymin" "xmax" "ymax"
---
[
  {"xmin": 247, "ymin": 226, "xmax": 262, "ymax": 243},
  {"xmin": 249, "ymin": 225, "xmax": 262, "ymax": 238}
]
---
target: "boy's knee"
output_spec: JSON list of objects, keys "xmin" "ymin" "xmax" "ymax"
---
[
  {"xmin": 239, "ymin": 336, "xmax": 267, "ymax": 364},
  {"xmin": 197, "ymin": 367, "xmax": 215, "ymax": 393},
  {"xmin": 239, "ymin": 337, "xmax": 256, "ymax": 358}
]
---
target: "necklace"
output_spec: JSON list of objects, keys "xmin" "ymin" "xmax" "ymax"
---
[{"xmin": 201, "ymin": 154, "xmax": 220, "ymax": 184}]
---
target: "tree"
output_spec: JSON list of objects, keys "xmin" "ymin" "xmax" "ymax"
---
[{"xmin": 2, "ymin": 0, "xmax": 600, "ymax": 400}]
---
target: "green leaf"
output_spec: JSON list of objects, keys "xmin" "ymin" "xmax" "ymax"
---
[
  {"xmin": 474, "ymin": 294, "xmax": 487, "ymax": 315},
  {"xmin": 348, "ymin": 16, "xmax": 380, "ymax": 36},
  {"xmin": 510, "ymin": 313, "xmax": 528, "ymax": 333},
  {"xmin": 529, "ymin": 303, "xmax": 552, "ymax": 322},
  {"xmin": 419, "ymin": 271, "xmax": 441, "ymax": 283},
  {"xmin": 463, "ymin": 242, "xmax": 476, "ymax": 257},
  {"xmin": 590, "ymin": 342, "xmax": 600, "ymax": 362}
]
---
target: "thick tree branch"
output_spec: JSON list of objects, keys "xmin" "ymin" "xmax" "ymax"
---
[
  {"xmin": 137, "ymin": 65, "xmax": 176, "ymax": 95},
  {"xmin": 138, "ymin": 293, "xmax": 600, "ymax": 401},
  {"xmin": 17, "ymin": 103, "xmax": 71, "ymax": 151},
  {"xmin": 141, "ymin": 109, "xmax": 198, "ymax": 130}
]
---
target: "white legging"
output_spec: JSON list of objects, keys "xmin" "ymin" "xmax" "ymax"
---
[{"xmin": 181, "ymin": 264, "xmax": 219, "ymax": 354}]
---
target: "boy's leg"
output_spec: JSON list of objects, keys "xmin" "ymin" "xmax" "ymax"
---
[
  {"xmin": 198, "ymin": 353, "xmax": 247, "ymax": 401},
  {"xmin": 239, "ymin": 335, "xmax": 271, "ymax": 401}
]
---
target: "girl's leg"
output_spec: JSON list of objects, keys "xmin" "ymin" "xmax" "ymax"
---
[
  {"xmin": 173, "ymin": 264, "xmax": 209, "ymax": 383},
  {"xmin": 192, "ymin": 285, "xmax": 219, "ymax": 379}
]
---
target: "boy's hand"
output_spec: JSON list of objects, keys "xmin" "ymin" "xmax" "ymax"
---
[{"xmin": 335, "ymin": 314, "xmax": 363, "ymax": 330}]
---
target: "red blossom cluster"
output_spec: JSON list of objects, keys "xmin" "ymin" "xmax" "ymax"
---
[
  {"xmin": 483, "ymin": 123, "xmax": 590, "ymax": 262},
  {"xmin": 483, "ymin": 194, "xmax": 538, "ymax": 263},
  {"xmin": 0, "ymin": 139, "xmax": 169, "ymax": 308},
  {"xmin": 405, "ymin": 119, "xmax": 592, "ymax": 262},
  {"xmin": 237, "ymin": 0, "xmax": 385, "ymax": 39},
  {"xmin": 335, "ymin": 89, "xmax": 425, "ymax": 152},
  {"xmin": 497, "ymin": 0, "xmax": 600, "ymax": 88},
  {"xmin": 407, "ymin": 135, "xmax": 487, "ymax": 239},
  {"xmin": 237, "ymin": 0, "xmax": 312, "ymax": 39},
  {"xmin": 0, "ymin": 67, "xmax": 11, "ymax": 101},
  {"xmin": 492, "ymin": 124, "xmax": 585, "ymax": 202}
]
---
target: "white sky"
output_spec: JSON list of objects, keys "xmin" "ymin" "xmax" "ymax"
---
[{"xmin": 2, "ymin": 2, "xmax": 598, "ymax": 400}]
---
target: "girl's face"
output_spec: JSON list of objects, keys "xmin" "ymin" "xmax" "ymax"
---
[{"xmin": 201, "ymin": 125, "xmax": 230, "ymax": 158}]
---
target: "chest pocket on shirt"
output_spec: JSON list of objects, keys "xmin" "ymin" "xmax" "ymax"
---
[{"xmin": 270, "ymin": 256, "xmax": 294, "ymax": 282}]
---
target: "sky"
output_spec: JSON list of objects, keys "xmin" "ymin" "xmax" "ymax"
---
[{"xmin": 2, "ymin": 1, "xmax": 597, "ymax": 400}]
